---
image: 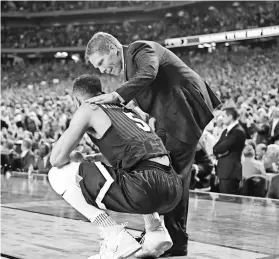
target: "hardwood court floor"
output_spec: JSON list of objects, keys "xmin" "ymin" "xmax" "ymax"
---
[{"xmin": 1, "ymin": 175, "xmax": 279, "ymax": 259}]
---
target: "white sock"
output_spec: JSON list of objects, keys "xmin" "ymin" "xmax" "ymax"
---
[
  {"xmin": 62, "ymin": 184, "xmax": 119, "ymax": 234},
  {"xmin": 143, "ymin": 213, "xmax": 161, "ymax": 231},
  {"xmin": 62, "ymin": 184, "xmax": 104, "ymax": 222}
]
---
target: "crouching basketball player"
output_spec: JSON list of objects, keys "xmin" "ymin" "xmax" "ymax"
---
[{"xmin": 49, "ymin": 74, "xmax": 182, "ymax": 259}]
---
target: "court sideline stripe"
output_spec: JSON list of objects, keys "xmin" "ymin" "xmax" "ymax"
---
[{"xmin": 1, "ymin": 253, "xmax": 22, "ymax": 259}]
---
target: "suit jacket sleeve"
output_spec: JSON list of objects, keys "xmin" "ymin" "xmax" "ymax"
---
[
  {"xmin": 213, "ymin": 130, "xmax": 240, "ymax": 155},
  {"xmin": 116, "ymin": 43, "xmax": 159, "ymax": 103}
]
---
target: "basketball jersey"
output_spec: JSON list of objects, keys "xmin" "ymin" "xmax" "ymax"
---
[{"xmin": 87, "ymin": 104, "xmax": 168, "ymax": 170}]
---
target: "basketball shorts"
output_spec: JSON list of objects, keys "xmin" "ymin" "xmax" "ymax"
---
[{"xmin": 78, "ymin": 160, "xmax": 183, "ymax": 214}]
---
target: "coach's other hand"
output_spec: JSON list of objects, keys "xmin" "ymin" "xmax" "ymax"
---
[{"xmin": 86, "ymin": 92, "xmax": 120, "ymax": 104}]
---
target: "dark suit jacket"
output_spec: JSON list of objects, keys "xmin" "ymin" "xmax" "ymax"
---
[
  {"xmin": 269, "ymin": 120, "xmax": 279, "ymax": 144},
  {"xmin": 213, "ymin": 123, "xmax": 246, "ymax": 180},
  {"xmin": 116, "ymin": 41, "xmax": 220, "ymax": 145},
  {"xmin": 21, "ymin": 150, "xmax": 35, "ymax": 172}
]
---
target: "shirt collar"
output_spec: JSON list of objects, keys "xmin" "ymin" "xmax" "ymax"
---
[
  {"xmin": 120, "ymin": 47, "xmax": 125, "ymax": 74},
  {"xmin": 227, "ymin": 120, "xmax": 239, "ymax": 134}
]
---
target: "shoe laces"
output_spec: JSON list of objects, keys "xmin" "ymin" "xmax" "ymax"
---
[{"xmin": 98, "ymin": 223, "xmax": 128, "ymax": 257}]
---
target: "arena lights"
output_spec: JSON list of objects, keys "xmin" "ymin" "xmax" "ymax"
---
[
  {"xmin": 198, "ymin": 44, "xmax": 204, "ymax": 48},
  {"xmin": 203, "ymin": 43, "xmax": 211, "ymax": 48},
  {"xmin": 71, "ymin": 54, "xmax": 80, "ymax": 62},
  {"xmin": 54, "ymin": 52, "xmax": 68, "ymax": 58},
  {"xmin": 225, "ymin": 43, "xmax": 230, "ymax": 46}
]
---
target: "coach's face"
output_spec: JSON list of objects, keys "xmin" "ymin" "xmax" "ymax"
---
[{"xmin": 89, "ymin": 45, "xmax": 122, "ymax": 76}]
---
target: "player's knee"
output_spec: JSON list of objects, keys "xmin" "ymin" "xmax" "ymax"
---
[
  {"xmin": 48, "ymin": 167, "xmax": 65, "ymax": 195},
  {"xmin": 48, "ymin": 163, "xmax": 81, "ymax": 195}
]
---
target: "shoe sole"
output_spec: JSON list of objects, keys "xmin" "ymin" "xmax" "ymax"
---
[
  {"xmin": 152, "ymin": 240, "xmax": 173, "ymax": 257},
  {"xmin": 135, "ymin": 240, "xmax": 173, "ymax": 258},
  {"xmin": 117, "ymin": 243, "xmax": 142, "ymax": 259}
]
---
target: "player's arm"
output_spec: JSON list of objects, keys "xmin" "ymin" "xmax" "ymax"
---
[{"xmin": 50, "ymin": 105, "xmax": 91, "ymax": 168}]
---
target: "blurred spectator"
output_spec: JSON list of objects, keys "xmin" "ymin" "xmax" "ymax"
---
[
  {"xmin": 33, "ymin": 142, "xmax": 52, "ymax": 174},
  {"xmin": 212, "ymin": 114, "xmax": 224, "ymax": 140},
  {"xmin": 267, "ymin": 174, "xmax": 279, "ymax": 199},
  {"xmin": 2, "ymin": 2, "xmax": 279, "ymax": 47},
  {"xmin": 254, "ymin": 112, "xmax": 270, "ymax": 145},
  {"xmin": 263, "ymin": 144, "xmax": 279, "ymax": 174},
  {"xmin": 242, "ymin": 145, "xmax": 266, "ymax": 180},
  {"xmin": 245, "ymin": 139, "xmax": 257, "ymax": 153},
  {"xmin": 190, "ymin": 142, "xmax": 214, "ymax": 190},
  {"xmin": 199, "ymin": 130, "xmax": 217, "ymax": 158},
  {"xmin": 269, "ymin": 107, "xmax": 279, "ymax": 144},
  {"xmin": 255, "ymin": 143, "xmax": 267, "ymax": 162},
  {"xmin": 213, "ymin": 107, "xmax": 246, "ymax": 195},
  {"xmin": 20, "ymin": 138, "xmax": 35, "ymax": 172},
  {"xmin": 1, "ymin": 139, "xmax": 17, "ymax": 174}
]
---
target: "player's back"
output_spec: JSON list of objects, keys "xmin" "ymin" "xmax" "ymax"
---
[{"xmin": 87, "ymin": 104, "xmax": 168, "ymax": 170}]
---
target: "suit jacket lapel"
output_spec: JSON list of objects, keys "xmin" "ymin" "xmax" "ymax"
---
[{"xmin": 227, "ymin": 123, "xmax": 239, "ymax": 136}]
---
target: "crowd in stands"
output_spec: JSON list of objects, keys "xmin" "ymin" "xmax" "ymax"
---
[
  {"xmin": 2, "ymin": 43, "xmax": 279, "ymax": 200},
  {"xmin": 1, "ymin": 0, "xmax": 279, "ymax": 198},
  {"xmin": 2, "ymin": 1, "xmax": 279, "ymax": 48},
  {"xmin": 1, "ymin": 1, "xmax": 163, "ymax": 13}
]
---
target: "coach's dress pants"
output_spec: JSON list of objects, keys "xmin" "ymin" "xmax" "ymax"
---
[{"xmin": 164, "ymin": 133, "xmax": 198, "ymax": 252}]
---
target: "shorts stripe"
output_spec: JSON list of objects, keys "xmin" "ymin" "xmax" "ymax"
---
[{"xmin": 94, "ymin": 162, "xmax": 114, "ymax": 210}]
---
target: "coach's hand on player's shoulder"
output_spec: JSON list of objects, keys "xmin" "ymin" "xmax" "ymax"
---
[{"xmin": 86, "ymin": 92, "xmax": 120, "ymax": 104}]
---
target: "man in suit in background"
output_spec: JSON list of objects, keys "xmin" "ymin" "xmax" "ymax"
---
[
  {"xmin": 85, "ymin": 32, "xmax": 220, "ymax": 257},
  {"xmin": 213, "ymin": 108, "xmax": 246, "ymax": 195}
]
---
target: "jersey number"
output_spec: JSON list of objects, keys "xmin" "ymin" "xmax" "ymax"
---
[{"xmin": 123, "ymin": 112, "xmax": 151, "ymax": 132}]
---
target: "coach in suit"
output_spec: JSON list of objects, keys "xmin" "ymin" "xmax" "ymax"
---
[
  {"xmin": 213, "ymin": 108, "xmax": 246, "ymax": 195},
  {"xmin": 85, "ymin": 32, "xmax": 220, "ymax": 256}
]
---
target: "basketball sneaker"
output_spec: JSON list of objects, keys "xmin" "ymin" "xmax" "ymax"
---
[
  {"xmin": 134, "ymin": 221, "xmax": 173, "ymax": 258},
  {"xmin": 88, "ymin": 225, "xmax": 141, "ymax": 259}
]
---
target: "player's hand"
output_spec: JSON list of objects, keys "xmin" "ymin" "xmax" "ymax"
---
[{"xmin": 86, "ymin": 92, "xmax": 119, "ymax": 104}]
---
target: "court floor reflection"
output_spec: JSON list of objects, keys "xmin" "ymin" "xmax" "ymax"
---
[{"xmin": 1, "ymin": 175, "xmax": 279, "ymax": 256}]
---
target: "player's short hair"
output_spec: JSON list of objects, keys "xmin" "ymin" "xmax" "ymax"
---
[
  {"xmin": 85, "ymin": 32, "xmax": 122, "ymax": 61},
  {"xmin": 223, "ymin": 107, "xmax": 239, "ymax": 120},
  {"xmin": 72, "ymin": 74, "xmax": 102, "ymax": 100}
]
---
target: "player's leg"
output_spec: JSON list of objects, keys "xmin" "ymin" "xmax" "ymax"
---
[
  {"xmin": 48, "ymin": 162, "xmax": 141, "ymax": 259},
  {"xmin": 133, "ymin": 163, "xmax": 183, "ymax": 258}
]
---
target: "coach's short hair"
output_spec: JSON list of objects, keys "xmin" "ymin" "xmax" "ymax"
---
[
  {"xmin": 223, "ymin": 107, "xmax": 239, "ymax": 120},
  {"xmin": 85, "ymin": 32, "xmax": 122, "ymax": 61},
  {"xmin": 72, "ymin": 74, "xmax": 102, "ymax": 100}
]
